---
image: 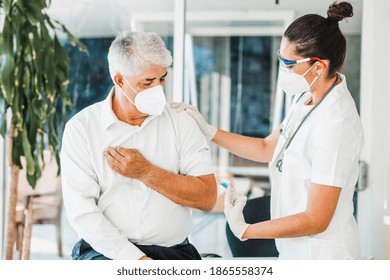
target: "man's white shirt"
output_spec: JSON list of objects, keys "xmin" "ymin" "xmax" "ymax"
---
[{"xmin": 61, "ymin": 87, "xmax": 213, "ymax": 260}]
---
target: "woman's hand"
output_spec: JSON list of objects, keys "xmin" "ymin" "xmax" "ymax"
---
[
  {"xmin": 224, "ymin": 186, "xmax": 249, "ymax": 241},
  {"xmin": 170, "ymin": 102, "xmax": 217, "ymax": 141}
]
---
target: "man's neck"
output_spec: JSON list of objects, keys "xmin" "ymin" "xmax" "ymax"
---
[
  {"xmin": 119, "ymin": 114, "xmax": 148, "ymax": 127},
  {"xmin": 112, "ymin": 89, "xmax": 148, "ymax": 126}
]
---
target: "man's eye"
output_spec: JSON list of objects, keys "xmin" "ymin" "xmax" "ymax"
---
[{"xmin": 286, "ymin": 65, "xmax": 294, "ymax": 69}]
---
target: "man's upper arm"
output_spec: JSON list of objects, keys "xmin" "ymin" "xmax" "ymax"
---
[
  {"xmin": 177, "ymin": 112, "xmax": 214, "ymax": 176},
  {"xmin": 61, "ymin": 120, "xmax": 99, "ymax": 202}
]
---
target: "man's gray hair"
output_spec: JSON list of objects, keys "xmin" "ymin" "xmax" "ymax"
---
[{"xmin": 108, "ymin": 31, "xmax": 172, "ymax": 81}]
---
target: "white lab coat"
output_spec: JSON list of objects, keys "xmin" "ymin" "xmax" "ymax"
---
[{"xmin": 270, "ymin": 74, "xmax": 364, "ymax": 259}]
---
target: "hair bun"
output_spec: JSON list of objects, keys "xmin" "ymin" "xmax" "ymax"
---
[{"xmin": 327, "ymin": 1, "xmax": 354, "ymax": 21}]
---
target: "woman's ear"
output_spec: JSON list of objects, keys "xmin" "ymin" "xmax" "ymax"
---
[
  {"xmin": 113, "ymin": 74, "xmax": 123, "ymax": 87},
  {"xmin": 315, "ymin": 60, "xmax": 328, "ymax": 77}
]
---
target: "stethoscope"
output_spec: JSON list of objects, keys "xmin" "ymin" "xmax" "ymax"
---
[{"xmin": 276, "ymin": 75, "xmax": 340, "ymax": 172}]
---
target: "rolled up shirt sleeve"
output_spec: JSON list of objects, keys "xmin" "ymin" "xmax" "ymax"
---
[{"xmin": 61, "ymin": 119, "xmax": 145, "ymax": 260}]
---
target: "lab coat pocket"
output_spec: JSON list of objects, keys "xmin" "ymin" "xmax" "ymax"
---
[{"xmin": 308, "ymin": 238, "xmax": 349, "ymax": 260}]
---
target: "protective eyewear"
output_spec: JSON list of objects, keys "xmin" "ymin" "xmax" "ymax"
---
[{"xmin": 277, "ymin": 49, "xmax": 327, "ymax": 70}]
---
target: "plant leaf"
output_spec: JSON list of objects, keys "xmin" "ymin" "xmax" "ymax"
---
[
  {"xmin": 0, "ymin": 54, "xmax": 15, "ymax": 105},
  {"xmin": 21, "ymin": 127, "xmax": 35, "ymax": 176},
  {"xmin": 0, "ymin": 99, "xmax": 7, "ymax": 137}
]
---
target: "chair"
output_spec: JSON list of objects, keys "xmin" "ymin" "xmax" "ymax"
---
[
  {"xmin": 226, "ymin": 195, "xmax": 279, "ymax": 258},
  {"xmin": 15, "ymin": 150, "xmax": 63, "ymax": 259}
]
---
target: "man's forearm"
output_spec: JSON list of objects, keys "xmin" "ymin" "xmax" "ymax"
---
[
  {"xmin": 104, "ymin": 147, "xmax": 217, "ymax": 211},
  {"xmin": 140, "ymin": 164, "xmax": 217, "ymax": 212}
]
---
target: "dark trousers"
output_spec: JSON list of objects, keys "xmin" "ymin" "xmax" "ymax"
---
[{"xmin": 71, "ymin": 238, "xmax": 202, "ymax": 260}]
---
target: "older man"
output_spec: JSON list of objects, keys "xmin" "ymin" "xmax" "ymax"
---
[{"xmin": 61, "ymin": 32, "xmax": 217, "ymax": 260}]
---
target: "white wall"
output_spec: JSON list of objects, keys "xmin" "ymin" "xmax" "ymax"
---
[{"xmin": 358, "ymin": 0, "xmax": 390, "ymax": 259}]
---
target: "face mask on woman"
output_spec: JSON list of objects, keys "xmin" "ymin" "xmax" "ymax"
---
[
  {"xmin": 278, "ymin": 63, "xmax": 320, "ymax": 96},
  {"xmin": 118, "ymin": 76, "xmax": 166, "ymax": 116}
]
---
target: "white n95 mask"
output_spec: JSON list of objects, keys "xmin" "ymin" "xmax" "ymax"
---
[
  {"xmin": 278, "ymin": 63, "xmax": 319, "ymax": 96},
  {"xmin": 119, "ymin": 76, "xmax": 166, "ymax": 116}
]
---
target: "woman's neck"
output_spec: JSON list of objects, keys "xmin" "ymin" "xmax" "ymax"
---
[{"xmin": 309, "ymin": 75, "xmax": 340, "ymax": 105}]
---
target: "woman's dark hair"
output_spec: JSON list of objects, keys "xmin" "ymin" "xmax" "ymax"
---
[{"xmin": 283, "ymin": 1, "xmax": 353, "ymax": 77}]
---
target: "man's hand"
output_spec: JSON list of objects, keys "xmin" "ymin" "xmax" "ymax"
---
[{"xmin": 104, "ymin": 147, "xmax": 152, "ymax": 180}]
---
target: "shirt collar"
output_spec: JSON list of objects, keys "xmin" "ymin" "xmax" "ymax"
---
[
  {"xmin": 101, "ymin": 86, "xmax": 160, "ymax": 130},
  {"xmin": 101, "ymin": 86, "xmax": 118, "ymax": 130}
]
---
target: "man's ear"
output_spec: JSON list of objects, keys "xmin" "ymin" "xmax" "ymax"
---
[{"xmin": 113, "ymin": 74, "xmax": 123, "ymax": 87}]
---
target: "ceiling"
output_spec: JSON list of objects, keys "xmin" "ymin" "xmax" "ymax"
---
[{"xmin": 47, "ymin": 0, "xmax": 363, "ymax": 38}]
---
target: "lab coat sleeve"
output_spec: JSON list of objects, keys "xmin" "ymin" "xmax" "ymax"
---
[
  {"xmin": 311, "ymin": 117, "xmax": 363, "ymax": 188},
  {"xmin": 61, "ymin": 119, "xmax": 145, "ymax": 260},
  {"xmin": 176, "ymin": 111, "xmax": 213, "ymax": 176}
]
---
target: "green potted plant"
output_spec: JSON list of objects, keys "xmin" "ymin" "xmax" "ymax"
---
[{"xmin": 0, "ymin": 0, "xmax": 87, "ymax": 259}]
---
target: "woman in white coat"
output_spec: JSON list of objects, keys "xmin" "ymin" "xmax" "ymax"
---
[{"xmin": 172, "ymin": 1, "xmax": 363, "ymax": 259}]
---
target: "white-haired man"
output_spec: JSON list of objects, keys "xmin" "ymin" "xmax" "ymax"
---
[{"xmin": 61, "ymin": 32, "xmax": 217, "ymax": 260}]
